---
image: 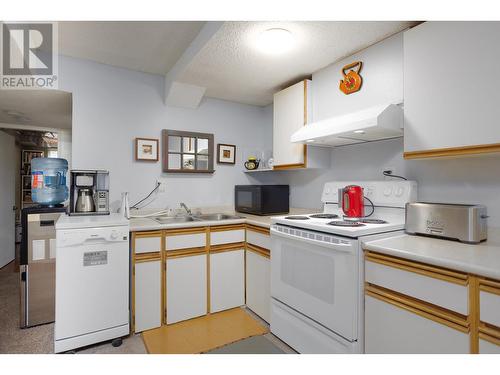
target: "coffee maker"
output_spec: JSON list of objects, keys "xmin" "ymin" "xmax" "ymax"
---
[{"xmin": 69, "ymin": 170, "xmax": 110, "ymax": 216}]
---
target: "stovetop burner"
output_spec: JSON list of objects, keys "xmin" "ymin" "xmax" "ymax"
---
[
  {"xmin": 359, "ymin": 219, "xmax": 388, "ymax": 224},
  {"xmin": 327, "ymin": 220, "xmax": 366, "ymax": 227},
  {"xmin": 284, "ymin": 216, "xmax": 310, "ymax": 220},
  {"xmin": 309, "ymin": 214, "xmax": 340, "ymax": 219}
]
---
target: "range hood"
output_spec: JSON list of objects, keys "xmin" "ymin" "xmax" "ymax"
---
[{"xmin": 291, "ymin": 103, "xmax": 403, "ymax": 147}]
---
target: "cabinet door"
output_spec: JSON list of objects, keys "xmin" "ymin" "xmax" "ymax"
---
[
  {"xmin": 210, "ymin": 249, "xmax": 245, "ymax": 313},
  {"xmin": 246, "ymin": 249, "xmax": 270, "ymax": 322},
  {"xmin": 404, "ymin": 22, "xmax": 500, "ymax": 158},
  {"xmin": 133, "ymin": 231, "xmax": 162, "ymax": 254},
  {"xmin": 134, "ymin": 259, "xmax": 162, "ymax": 333},
  {"xmin": 273, "ymin": 80, "xmax": 309, "ymax": 168},
  {"xmin": 479, "ymin": 337, "xmax": 500, "ymax": 354},
  {"xmin": 166, "ymin": 254, "xmax": 207, "ymax": 324},
  {"xmin": 365, "ymin": 295, "xmax": 470, "ymax": 353}
]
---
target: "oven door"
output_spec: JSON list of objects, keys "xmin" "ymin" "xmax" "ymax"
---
[
  {"xmin": 235, "ymin": 186, "xmax": 261, "ymax": 214},
  {"xmin": 270, "ymin": 225, "xmax": 358, "ymax": 341}
]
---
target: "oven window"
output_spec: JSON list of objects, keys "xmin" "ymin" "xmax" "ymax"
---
[
  {"xmin": 237, "ymin": 191, "xmax": 254, "ymax": 209},
  {"xmin": 281, "ymin": 244, "xmax": 335, "ymax": 304}
]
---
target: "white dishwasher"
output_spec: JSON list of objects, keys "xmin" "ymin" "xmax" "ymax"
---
[{"xmin": 54, "ymin": 214, "xmax": 130, "ymax": 353}]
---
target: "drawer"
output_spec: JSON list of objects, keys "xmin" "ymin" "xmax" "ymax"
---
[
  {"xmin": 479, "ymin": 335, "xmax": 500, "ymax": 354},
  {"xmin": 479, "ymin": 279, "xmax": 500, "ymax": 328},
  {"xmin": 133, "ymin": 232, "xmax": 162, "ymax": 254},
  {"xmin": 165, "ymin": 232, "xmax": 206, "ymax": 251},
  {"xmin": 246, "ymin": 227, "xmax": 270, "ymax": 250},
  {"xmin": 210, "ymin": 226, "xmax": 245, "ymax": 246},
  {"xmin": 365, "ymin": 293, "xmax": 470, "ymax": 353},
  {"xmin": 365, "ymin": 252, "xmax": 469, "ymax": 315}
]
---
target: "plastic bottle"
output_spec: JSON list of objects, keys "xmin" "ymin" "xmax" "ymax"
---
[{"xmin": 31, "ymin": 158, "xmax": 69, "ymax": 206}]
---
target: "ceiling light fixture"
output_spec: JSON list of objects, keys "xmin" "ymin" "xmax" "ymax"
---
[
  {"xmin": 256, "ymin": 28, "xmax": 295, "ymax": 55},
  {"xmin": 354, "ymin": 130, "xmax": 365, "ymax": 134}
]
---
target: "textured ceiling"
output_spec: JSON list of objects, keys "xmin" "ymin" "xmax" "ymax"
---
[
  {"xmin": 58, "ymin": 21, "xmax": 205, "ymax": 75},
  {"xmin": 0, "ymin": 90, "xmax": 72, "ymax": 129},
  {"xmin": 179, "ymin": 21, "xmax": 417, "ymax": 106}
]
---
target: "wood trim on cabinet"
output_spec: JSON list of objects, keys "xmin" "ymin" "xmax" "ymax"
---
[
  {"xmin": 164, "ymin": 226, "xmax": 207, "ymax": 236},
  {"xmin": 135, "ymin": 252, "xmax": 162, "ymax": 263},
  {"xmin": 209, "ymin": 224, "xmax": 246, "ymax": 232},
  {"xmin": 365, "ymin": 283, "xmax": 469, "ymax": 334},
  {"xmin": 403, "ymin": 143, "xmax": 500, "ymax": 160},
  {"xmin": 469, "ymin": 276, "xmax": 480, "ymax": 353},
  {"xmin": 161, "ymin": 234, "xmax": 166, "ymax": 325},
  {"xmin": 365, "ymin": 251, "xmax": 469, "ymax": 285},
  {"xmin": 131, "ymin": 237, "xmax": 136, "ymax": 334},
  {"xmin": 273, "ymin": 163, "xmax": 307, "ymax": 170},
  {"xmin": 133, "ymin": 230, "xmax": 163, "ymax": 238},
  {"xmin": 209, "ymin": 242, "xmax": 245, "ymax": 254},
  {"xmin": 479, "ymin": 278, "xmax": 500, "ymax": 295},
  {"xmin": 479, "ymin": 331, "xmax": 500, "ymax": 347},
  {"xmin": 246, "ymin": 224, "xmax": 270, "ymax": 236},
  {"xmin": 206, "ymin": 228, "xmax": 211, "ymax": 314},
  {"xmin": 165, "ymin": 246, "xmax": 207, "ymax": 259},
  {"xmin": 479, "ymin": 323, "xmax": 500, "ymax": 340},
  {"xmin": 246, "ymin": 243, "xmax": 270, "ymax": 259}
]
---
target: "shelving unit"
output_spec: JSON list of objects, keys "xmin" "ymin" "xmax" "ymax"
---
[{"xmin": 243, "ymin": 168, "xmax": 274, "ymax": 173}]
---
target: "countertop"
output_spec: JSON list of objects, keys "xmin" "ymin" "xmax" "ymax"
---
[
  {"xmin": 362, "ymin": 228, "xmax": 500, "ymax": 280},
  {"xmin": 129, "ymin": 208, "xmax": 318, "ymax": 232}
]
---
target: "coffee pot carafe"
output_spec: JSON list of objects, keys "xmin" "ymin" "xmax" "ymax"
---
[{"xmin": 75, "ymin": 188, "xmax": 95, "ymax": 213}]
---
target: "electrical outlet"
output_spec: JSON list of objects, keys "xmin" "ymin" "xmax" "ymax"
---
[
  {"xmin": 383, "ymin": 165, "xmax": 395, "ymax": 176},
  {"xmin": 157, "ymin": 177, "xmax": 168, "ymax": 193}
]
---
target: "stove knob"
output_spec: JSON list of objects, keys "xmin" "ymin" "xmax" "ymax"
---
[
  {"xmin": 395, "ymin": 187, "xmax": 404, "ymax": 197},
  {"xmin": 110, "ymin": 231, "xmax": 118, "ymax": 240},
  {"xmin": 383, "ymin": 187, "xmax": 392, "ymax": 197}
]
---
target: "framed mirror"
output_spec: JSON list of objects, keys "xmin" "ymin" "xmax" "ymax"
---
[{"xmin": 162, "ymin": 129, "xmax": 214, "ymax": 173}]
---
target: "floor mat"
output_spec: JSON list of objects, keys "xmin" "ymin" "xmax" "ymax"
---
[
  {"xmin": 206, "ymin": 335, "xmax": 287, "ymax": 354},
  {"xmin": 142, "ymin": 308, "xmax": 268, "ymax": 354}
]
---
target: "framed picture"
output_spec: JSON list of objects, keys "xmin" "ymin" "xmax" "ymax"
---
[
  {"xmin": 135, "ymin": 138, "xmax": 159, "ymax": 161},
  {"xmin": 217, "ymin": 144, "xmax": 236, "ymax": 164}
]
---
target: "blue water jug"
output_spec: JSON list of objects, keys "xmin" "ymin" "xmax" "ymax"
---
[{"xmin": 31, "ymin": 158, "xmax": 69, "ymax": 206}]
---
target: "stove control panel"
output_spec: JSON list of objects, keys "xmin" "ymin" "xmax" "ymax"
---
[{"xmin": 321, "ymin": 180, "xmax": 417, "ymax": 208}]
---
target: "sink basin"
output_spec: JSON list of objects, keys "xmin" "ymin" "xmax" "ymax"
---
[
  {"xmin": 153, "ymin": 216, "xmax": 203, "ymax": 224},
  {"xmin": 193, "ymin": 213, "xmax": 242, "ymax": 221}
]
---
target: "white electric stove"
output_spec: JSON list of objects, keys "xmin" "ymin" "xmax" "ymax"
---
[{"xmin": 269, "ymin": 180, "xmax": 417, "ymax": 354}]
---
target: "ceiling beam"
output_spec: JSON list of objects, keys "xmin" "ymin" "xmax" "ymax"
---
[{"xmin": 164, "ymin": 21, "xmax": 223, "ymax": 108}]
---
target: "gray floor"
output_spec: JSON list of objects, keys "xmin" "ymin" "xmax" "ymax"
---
[{"xmin": 0, "ymin": 258, "xmax": 293, "ymax": 355}]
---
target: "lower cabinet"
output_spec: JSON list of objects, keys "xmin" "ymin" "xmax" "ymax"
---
[
  {"xmin": 246, "ymin": 247, "xmax": 271, "ymax": 322},
  {"xmin": 479, "ymin": 337, "xmax": 500, "ymax": 354},
  {"xmin": 209, "ymin": 249, "xmax": 245, "ymax": 313},
  {"xmin": 365, "ymin": 293, "xmax": 470, "ymax": 353},
  {"xmin": 166, "ymin": 253, "xmax": 207, "ymax": 324},
  {"xmin": 134, "ymin": 258, "xmax": 162, "ymax": 333}
]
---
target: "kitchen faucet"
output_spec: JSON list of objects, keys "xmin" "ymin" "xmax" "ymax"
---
[{"xmin": 180, "ymin": 202, "xmax": 192, "ymax": 216}]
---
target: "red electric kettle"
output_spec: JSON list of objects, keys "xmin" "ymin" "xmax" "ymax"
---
[{"xmin": 339, "ymin": 185, "xmax": 365, "ymax": 220}]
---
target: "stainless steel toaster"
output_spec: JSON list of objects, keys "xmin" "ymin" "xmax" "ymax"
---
[{"xmin": 405, "ymin": 202, "xmax": 488, "ymax": 244}]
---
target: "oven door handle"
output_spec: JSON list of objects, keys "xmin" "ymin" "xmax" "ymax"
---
[{"xmin": 270, "ymin": 227, "xmax": 355, "ymax": 253}]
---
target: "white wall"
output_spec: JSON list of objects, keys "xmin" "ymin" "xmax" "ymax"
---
[
  {"xmin": 0, "ymin": 131, "xmax": 16, "ymax": 267},
  {"xmin": 258, "ymin": 138, "xmax": 500, "ymax": 228},
  {"xmin": 58, "ymin": 56, "xmax": 272, "ymax": 210}
]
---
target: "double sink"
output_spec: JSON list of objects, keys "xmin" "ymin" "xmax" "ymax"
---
[{"xmin": 153, "ymin": 213, "xmax": 242, "ymax": 225}]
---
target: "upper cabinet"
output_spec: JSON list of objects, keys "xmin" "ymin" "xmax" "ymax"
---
[
  {"xmin": 312, "ymin": 32, "xmax": 403, "ymax": 122},
  {"xmin": 273, "ymin": 80, "xmax": 329, "ymax": 169},
  {"xmin": 403, "ymin": 22, "xmax": 500, "ymax": 159}
]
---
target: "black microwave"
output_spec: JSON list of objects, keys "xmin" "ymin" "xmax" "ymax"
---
[{"xmin": 235, "ymin": 185, "xmax": 289, "ymax": 216}]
